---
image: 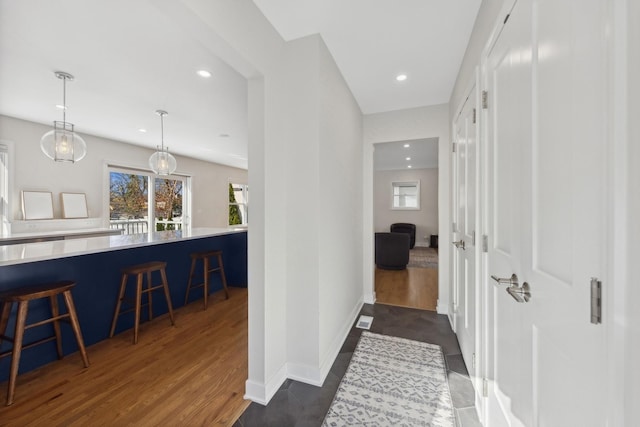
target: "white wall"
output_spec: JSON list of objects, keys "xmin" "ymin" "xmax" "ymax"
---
[
  {"xmin": 374, "ymin": 168, "xmax": 438, "ymax": 245},
  {"xmin": 178, "ymin": 0, "xmax": 364, "ymax": 403},
  {"xmin": 449, "ymin": 0, "xmax": 505, "ymax": 116},
  {"xmin": 363, "ymin": 104, "xmax": 450, "ymax": 312},
  {"xmin": 317, "ymin": 37, "xmax": 363, "ymax": 378},
  {"xmin": 0, "ymin": 114, "xmax": 246, "ymax": 227},
  {"xmin": 625, "ymin": 0, "xmax": 639, "ymax": 422}
]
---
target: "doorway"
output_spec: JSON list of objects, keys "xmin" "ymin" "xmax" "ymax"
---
[{"xmin": 373, "ymin": 138, "xmax": 439, "ymax": 311}]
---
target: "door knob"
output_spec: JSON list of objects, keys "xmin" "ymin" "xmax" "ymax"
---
[
  {"xmin": 452, "ymin": 240, "xmax": 466, "ymax": 250},
  {"xmin": 491, "ymin": 273, "xmax": 518, "ymax": 286},
  {"xmin": 507, "ymin": 282, "xmax": 531, "ymax": 303}
]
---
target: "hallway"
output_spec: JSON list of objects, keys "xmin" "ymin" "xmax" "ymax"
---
[{"xmin": 235, "ymin": 303, "xmax": 481, "ymax": 426}]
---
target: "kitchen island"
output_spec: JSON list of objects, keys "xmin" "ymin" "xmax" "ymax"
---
[{"xmin": 0, "ymin": 228, "xmax": 247, "ymax": 381}]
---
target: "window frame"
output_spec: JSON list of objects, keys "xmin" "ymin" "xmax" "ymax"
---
[
  {"xmin": 106, "ymin": 164, "xmax": 191, "ymax": 234},
  {"xmin": 0, "ymin": 140, "xmax": 13, "ymax": 235},
  {"xmin": 391, "ymin": 180, "xmax": 421, "ymax": 210},
  {"xmin": 228, "ymin": 182, "xmax": 248, "ymax": 226}
]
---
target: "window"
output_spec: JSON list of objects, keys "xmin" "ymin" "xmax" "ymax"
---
[
  {"xmin": 109, "ymin": 167, "xmax": 189, "ymax": 234},
  {"xmin": 391, "ymin": 181, "xmax": 420, "ymax": 210},
  {"xmin": 229, "ymin": 183, "xmax": 248, "ymax": 226}
]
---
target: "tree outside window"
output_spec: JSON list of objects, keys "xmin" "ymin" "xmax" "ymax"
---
[
  {"xmin": 109, "ymin": 169, "xmax": 187, "ymax": 234},
  {"xmin": 229, "ymin": 183, "xmax": 248, "ymax": 226}
]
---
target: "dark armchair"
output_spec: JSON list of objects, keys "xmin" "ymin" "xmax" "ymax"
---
[
  {"xmin": 375, "ymin": 232, "xmax": 410, "ymax": 270},
  {"xmin": 390, "ymin": 223, "xmax": 416, "ymax": 249}
]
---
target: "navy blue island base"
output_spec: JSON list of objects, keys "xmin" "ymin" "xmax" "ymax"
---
[{"xmin": 0, "ymin": 230, "xmax": 247, "ymax": 382}]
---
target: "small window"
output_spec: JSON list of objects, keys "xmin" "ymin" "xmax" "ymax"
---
[
  {"xmin": 391, "ymin": 181, "xmax": 420, "ymax": 210},
  {"xmin": 229, "ymin": 183, "xmax": 248, "ymax": 226}
]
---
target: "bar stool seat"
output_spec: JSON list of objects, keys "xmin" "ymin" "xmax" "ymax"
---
[
  {"xmin": 109, "ymin": 261, "xmax": 175, "ymax": 344},
  {"xmin": 0, "ymin": 280, "xmax": 90, "ymax": 406},
  {"xmin": 184, "ymin": 250, "xmax": 229, "ymax": 310}
]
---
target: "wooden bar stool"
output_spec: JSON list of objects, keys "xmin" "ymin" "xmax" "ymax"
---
[
  {"xmin": 184, "ymin": 250, "xmax": 229, "ymax": 310},
  {"xmin": 109, "ymin": 261, "xmax": 175, "ymax": 344},
  {"xmin": 0, "ymin": 280, "xmax": 90, "ymax": 406}
]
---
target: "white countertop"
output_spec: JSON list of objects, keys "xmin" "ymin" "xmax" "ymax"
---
[{"xmin": 0, "ymin": 227, "xmax": 247, "ymax": 266}]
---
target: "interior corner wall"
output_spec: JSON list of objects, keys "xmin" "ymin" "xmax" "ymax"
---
[
  {"xmin": 363, "ymin": 104, "xmax": 451, "ymax": 313},
  {"xmin": 374, "ymin": 168, "xmax": 439, "ymax": 245},
  {"xmin": 317, "ymin": 37, "xmax": 363, "ymax": 377},
  {"xmin": 449, "ymin": 0, "xmax": 506, "ymax": 116},
  {"xmin": 181, "ymin": 0, "xmax": 364, "ymax": 402},
  {"xmin": 625, "ymin": 0, "xmax": 639, "ymax": 421},
  {"xmin": 283, "ymin": 35, "xmax": 322, "ymax": 377},
  {"xmin": 0, "ymin": 114, "xmax": 246, "ymax": 227}
]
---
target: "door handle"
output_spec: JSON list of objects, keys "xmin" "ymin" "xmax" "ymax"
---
[
  {"xmin": 491, "ymin": 273, "xmax": 518, "ymax": 286},
  {"xmin": 452, "ymin": 240, "xmax": 466, "ymax": 250},
  {"xmin": 506, "ymin": 282, "xmax": 531, "ymax": 303}
]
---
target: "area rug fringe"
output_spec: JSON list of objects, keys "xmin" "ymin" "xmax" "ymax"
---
[{"xmin": 322, "ymin": 331, "xmax": 454, "ymax": 427}]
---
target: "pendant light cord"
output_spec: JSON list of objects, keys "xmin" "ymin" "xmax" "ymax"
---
[
  {"xmin": 160, "ymin": 113, "xmax": 165, "ymax": 150},
  {"xmin": 62, "ymin": 76, "xmax": 67, "ymax": 124}
]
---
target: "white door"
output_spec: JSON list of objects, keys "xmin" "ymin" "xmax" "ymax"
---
[
  {"xmin": 484, "ymin": 0, "xmax": 608, "ymax": 425},
  {"xmin": 453, "ymin": 88, "xmax": 479, "ymax": 396}
]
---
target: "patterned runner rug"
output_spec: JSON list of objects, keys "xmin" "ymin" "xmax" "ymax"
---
[{"xmin": 323, "ymin": 332, "xmax": 454, "ymax": 426}]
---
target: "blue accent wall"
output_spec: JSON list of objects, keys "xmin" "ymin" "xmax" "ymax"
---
[{"xmin": 0, "ymin": 232, "xmax": 247, "ymax": 381}]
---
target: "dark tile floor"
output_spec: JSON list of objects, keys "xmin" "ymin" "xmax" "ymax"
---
[{"xmin": 234, "ymin": 303, "xmax": 482, "ymax": 427}]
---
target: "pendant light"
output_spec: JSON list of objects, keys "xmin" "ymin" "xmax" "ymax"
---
[
  {"xmin": 40, "ymin": 71, "xmax": 87, "ymax": 162},
  {"xmin": 148, "ymin": 110, "xmax": 177, "ymax": 175}
]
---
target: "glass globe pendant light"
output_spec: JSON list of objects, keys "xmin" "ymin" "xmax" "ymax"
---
[
  {"xmin": 148, "ymin": 110, "xmax": 177, "ymax": 175},
  {"xmin": 40, "ymin": 71, "xmax": 87, "ymax": 162}
]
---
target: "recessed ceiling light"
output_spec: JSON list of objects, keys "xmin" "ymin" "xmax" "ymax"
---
[
  {"xmin": 219, "ymin": 133, "xmax": 230, "ymax": 138},
  {"xmin": 406, "ymin": 157, "xmax": 411, "ymax": 161},
  {"xmin": 407, "ymin": 165, "xmax": 412, "ymax": 168},
  {"xmin": 197, "ymin": 70, "xmax": 212, "ymax": 78},
  {"xmin": 138, "ymin": 128, "xmax": 147, "ymax": 133},
  {"xmin": 403, "ymin": 143, "xmax": 410, "ymax": 148},
  {"xmin": 55, "ymin": 104, "xmax": 67, "ymax": 110},
  {"xmin": 396, "ymin": 74, "xmax": 408, "ymax": 82}
]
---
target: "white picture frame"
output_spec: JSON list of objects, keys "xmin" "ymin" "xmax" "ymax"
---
[
  {"xmin": 61, "ymin": 192, "xmax": 88, "ymax": 218},
  {"xmin": 22, "ymin": 191, "xmax": 54, "ymax": 220}
]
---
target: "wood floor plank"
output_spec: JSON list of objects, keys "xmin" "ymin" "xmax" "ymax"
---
[
  {"xmin": 375, "ymin": 266, "xmax": 438, "ymax": 311},
  {"xmin": 0, "ymin": 287, "xmax": 250, "ymax": 426}
]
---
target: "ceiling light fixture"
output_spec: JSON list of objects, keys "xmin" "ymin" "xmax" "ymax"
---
[
  {"xmin": 148, "ymin": 110, "xmax": 177, "ymax": 175},
  {"xmin": 403, "ymin": 143, "xmax": 410, "ymax": 148},
  {"xmin": 40, "ymin": 71, "xmax": 87, "ymax": 162},
  {"xmin": 396, "ymin": 74, "xmax": 408, "ymax": 82},
  {"xmin": 407, "ymin": 165, "xmax": 412, "ymax": 169},
  {"xmin": 197, "ymin": 70, "xmax": 212, "ymax": 78},
  {"xmin": 138, "ymin": 128, "xmax": 147, "ymax": 133},
  {"xmin": 406, "ymin": 157, "xmax": 411, "ymax": 161}
]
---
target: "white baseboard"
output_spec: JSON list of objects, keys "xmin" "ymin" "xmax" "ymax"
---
[
  {"xmin": 414, "ymin": 242, "xmax": 430, "ymax": 247},
  {"xmin": 244, "ymin": 297, "xmax": 365, "ymax": 405},
  {"xmin": 288, "ymin": 296, "xmax": 364, "ymax": 387},
  {"xmin": 363, "ymin": 290, "xmax": 376, "ymax": 305},
  {"xmin": 436, "ymin": 299, "xmax": 449, "ymax": 315},
  {"xmin": 318, "ymin": 297, "xmax": 364, "ymax": 381},
  {"xmin": 243, "ymin": 363, "xmax": 288, "ymax": 406}
]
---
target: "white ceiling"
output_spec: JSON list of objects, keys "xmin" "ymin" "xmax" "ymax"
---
[
  {"xmin": 252, "ymin": 0, "xmax": 482, "ymax": 114},
  {"xmin": 374, "ymin": 138, "xmax": 439, "ymax": 171},
  {"xmin": 0, "ymin": 0, "xmax": 249, "ymax": 169},
  {"xmin": 0, "ymin": 1, "xmax": 480, "ymax": 171}
]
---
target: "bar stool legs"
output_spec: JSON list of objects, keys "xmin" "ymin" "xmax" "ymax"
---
[
  {"xmin": 110, "ymin": 261, "xmax": 175, "ymax": 344},
  {"xmin": 184, "ymin": 250, "xmax": 229, "ymax": 310},
  {"xmin": 0, "ymin": 281, "xmax": 90, "ymax": 406}
]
